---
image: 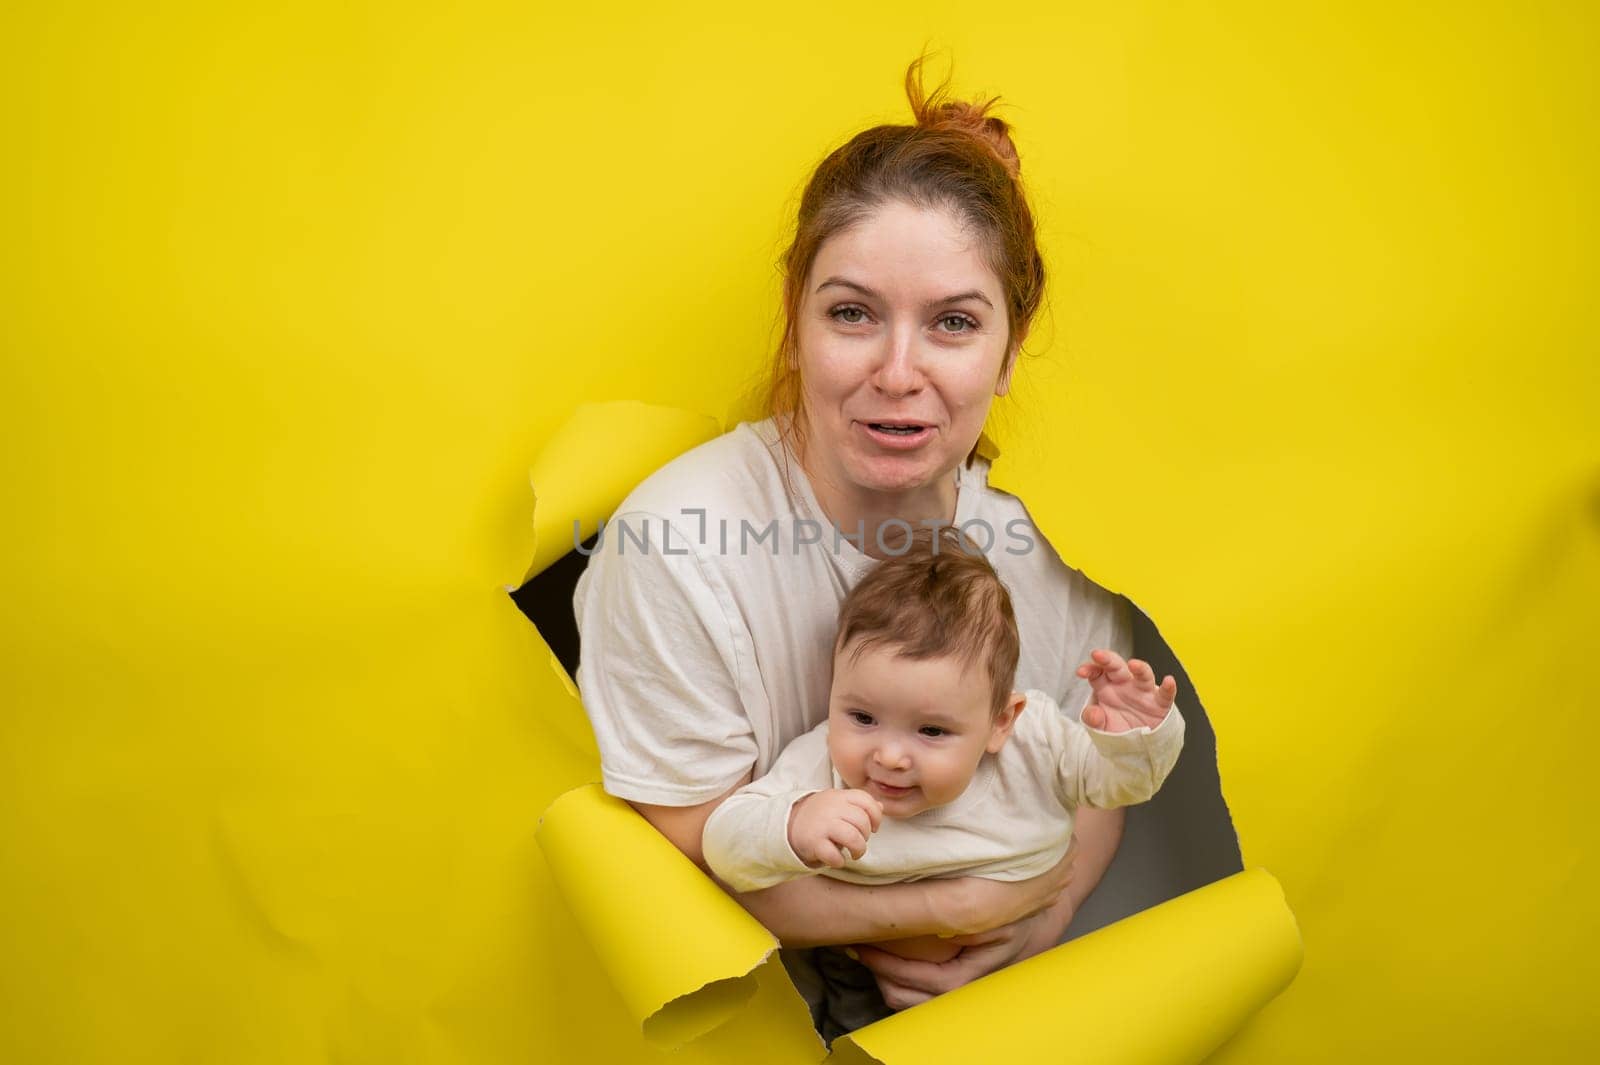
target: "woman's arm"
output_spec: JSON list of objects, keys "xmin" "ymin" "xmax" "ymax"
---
[
  {"xmin": 1061, "ymin": 805, "xmax": 1122, "ymax": 912},
  {"xmin": 855, "ymin": 807, "xmax": 1123, "ymax": 1008},
  {"xmin": 629, "ymin": 786, "xmax": 1076, "ymax": 948}
]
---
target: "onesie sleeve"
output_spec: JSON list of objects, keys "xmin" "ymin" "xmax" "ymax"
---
[
  {"xmin": 573, "ymin": 509, "xmax": 758, "ymax": 806},
  {"xmin": 701, "ymin": 723, "xmax": 834, "ymax": 892},
  {"xmin": 1034, "ymin": 690, "xmax": 1187, "ymax": 810}
]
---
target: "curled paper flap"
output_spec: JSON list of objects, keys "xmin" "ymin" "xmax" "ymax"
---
[
  {"xmin": 535, "ymin": 784, "xmax": 779, "ymax": 1048},
  {"xmin": 831, "ymin": 868, "xmax": 1302, "ymax": 1065},
  {"xmin": 525, "ymin": 401, "xmax": 721, "ymax": 583}
]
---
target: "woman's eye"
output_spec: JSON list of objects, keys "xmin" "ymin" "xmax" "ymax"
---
[
  {"xmin": 937, "ymin": 314, "xmax": 977, "ymax": 334},
  {"xmin": 830, "ymin": 306, "xmax": 869, "ymax": 325}
]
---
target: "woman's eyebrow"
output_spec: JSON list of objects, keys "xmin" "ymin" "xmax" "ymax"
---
[{"xmin": 815, "ymin": 277, "xmax": 994, "ymax": 310}]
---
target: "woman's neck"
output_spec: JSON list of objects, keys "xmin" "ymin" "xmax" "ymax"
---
[{"xmin": 803, "ymin": 460, "xmax": 960, "ymax": 561}]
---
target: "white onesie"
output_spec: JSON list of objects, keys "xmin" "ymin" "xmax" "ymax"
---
[{"xmin": 702, "ymin": 690, "xmax": 1185, "ymax": 893}]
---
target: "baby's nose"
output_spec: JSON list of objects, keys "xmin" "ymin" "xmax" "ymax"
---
[{"xmin": 875, "ymin": 743, "xmax": 911, "ymax": 769}]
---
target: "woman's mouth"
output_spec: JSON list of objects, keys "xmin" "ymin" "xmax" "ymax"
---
[{"xmin": 859, "ymin": 422, "xmax": 933, "ymax": 450}]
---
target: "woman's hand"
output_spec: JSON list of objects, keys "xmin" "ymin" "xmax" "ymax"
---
[
  {"xmin": 845, "ymin": 836, "xmax": 1076, "ymax": 1007},
  {"xmin": 943, "ymin": 835, "xmax": 1076, "ymax": 936},
  {"xmin": 1075, "ymin": 649, "xmax": 1177, "ymax": 732},
  {"xmin": 853, "ymin": 891, "xmax": 1076, "ymax": 1010}
]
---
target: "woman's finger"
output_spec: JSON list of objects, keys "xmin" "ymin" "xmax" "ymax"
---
[
  {"xmin": 946, "ymin": 924, "xmax": 1018, "ymax": 948},
  {"xmin": 866, "ymin": 931, "xmax": 1036, "ymax": 1006},
  {"xmin": 852, "ymin": 945, "xmax": 962, "ymax": 995},
  {"xmin": 876, "ymin": 977, "xmax": 935, "ymax": 1012}
]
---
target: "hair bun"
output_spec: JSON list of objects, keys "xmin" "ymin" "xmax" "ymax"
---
[{"xmin": 906, "ymin": 56, "xmax": 1022, "ymax": 180}]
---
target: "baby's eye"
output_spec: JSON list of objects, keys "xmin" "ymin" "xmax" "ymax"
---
[
  {"xmin": 937, "ymin": 313, "xmax": 978, "ymax": 334},
  {"xmin": 919, "ymin": 725, "xmax": 948, "ymax": 738},
  {"xmin": 847, "ymin": 710, "xmax": 875, "ymax": 726},
  {"xmin": 830, "ymin": 305, "xmax": 870, "ymax": 325}
]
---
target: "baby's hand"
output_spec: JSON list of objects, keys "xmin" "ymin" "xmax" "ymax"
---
[
  {"xmin": 1075, "ymin": 649, "xmax": 1178, "ymax": 732},
  {"xmin": 788, "ymin": 789, "xmax": 884, "ymax": 869}
]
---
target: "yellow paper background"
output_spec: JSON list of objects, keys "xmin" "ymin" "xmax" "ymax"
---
[{"xmin": 3, "ymin": 3, "xmax": 1596, "ymax": 1063}]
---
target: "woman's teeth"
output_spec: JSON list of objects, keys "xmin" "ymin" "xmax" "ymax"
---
[{"xmin": 870, "ymin": 424, "xmax": 921, "ymax": 434}]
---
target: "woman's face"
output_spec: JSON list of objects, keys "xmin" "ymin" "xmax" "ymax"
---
[{"xmin": 795, "ymin": 200, "xmax": 1016, "ymax": 500}]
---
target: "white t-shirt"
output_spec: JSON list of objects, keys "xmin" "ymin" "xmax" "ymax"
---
[
  {"xmin": 701, "ymin": 690, "xmax": 1185, "ymax": 892},
  {"xmin": 573, "ymin": 418, "xmax": 1131, "ymax": 806}
]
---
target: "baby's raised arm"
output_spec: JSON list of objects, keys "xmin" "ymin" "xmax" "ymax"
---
[{"xmin": 1053, "ymin": 650, "xmax": 1186, "ymax": 808}]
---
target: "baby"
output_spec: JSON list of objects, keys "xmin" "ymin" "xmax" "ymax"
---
[{"xmin": 701, "ymin": 527, "xmax": 1185, "ymax": 1038}]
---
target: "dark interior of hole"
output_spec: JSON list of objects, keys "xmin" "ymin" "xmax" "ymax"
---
[
  {"xmin": 510, "ymin": 533, "xmax": 596, "ymax": 680},
  {"xmin": 1065, "ymin": 601, "xmax": 1244, "ymax": 939},
  {"xmin": 512, "ymin": 548, "xmax": 1243, "ymax": 938}
]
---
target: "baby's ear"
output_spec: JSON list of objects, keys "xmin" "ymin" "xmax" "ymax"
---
[{"xmin": 985, "ymin": 691, "xmax": 1028, "ymax": 754}]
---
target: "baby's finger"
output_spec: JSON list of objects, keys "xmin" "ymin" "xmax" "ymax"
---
[
  {"xmin": 1159, "ymin": 676, "xmax": 1178, "ymax": 707},
  {"xmin": 828, "ymin": 824, "xmax": 869, "ymax": 860},
  {"xmin": 845, "ymin": 790, "xmax": 885, "ymax": 831},
  {"xmin": 838, "ymin": 804, "xmax": 875, "ymax": 839},
  {"xmin": 1128, "ymin": 658, "xmax": 1156, "ymax": 686},
  {"xmin": 817, "ymin": 841, "xmax": 849, "ymax": 868},
  {"xmin": 1094, "ymin": 649, "xmax": 1132, "ymax": 682},
  {"xmin": 1082, "ymin": 702, "xmax": 1106, "ymax": 729}
]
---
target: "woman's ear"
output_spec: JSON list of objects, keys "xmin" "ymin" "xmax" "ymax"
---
[{"xmin": 985, "ymin": 691, "xmax": 1029, "ymax": 754}]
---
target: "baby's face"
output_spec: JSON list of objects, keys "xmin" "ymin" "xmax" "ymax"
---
[{"xmin": 826, "ymin": 639, "xmax": 1018, "ymax": 818}]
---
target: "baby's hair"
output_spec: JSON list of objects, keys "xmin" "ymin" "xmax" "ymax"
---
[{"xmin": 835, "ymin": 527, "xmax": 1021, "ymax": 716}]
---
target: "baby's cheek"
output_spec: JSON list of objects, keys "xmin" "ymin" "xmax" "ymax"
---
[
  {"xmin": 831, "ymin": 746, "xmax": 863, "ymax": 788},
  {"xmin": 921, "ymin": 774, "xmax": 963, "ymax": 807}
]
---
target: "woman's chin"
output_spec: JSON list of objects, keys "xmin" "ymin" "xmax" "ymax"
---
[{"xmin": 844, "ymin": 453, "xmax": 950, "ymax": 498}]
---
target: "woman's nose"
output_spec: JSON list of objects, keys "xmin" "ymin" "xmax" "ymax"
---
[{"xmin": 871, "ymin": 327, "xmax": 923, "ymax": 398}]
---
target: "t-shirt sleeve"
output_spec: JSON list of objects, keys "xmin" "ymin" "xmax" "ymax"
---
[
  {"xmin": 1055, "ymin": 579, "xmax": 1135, "ymax": 722},
  {"xmin": 1109, "ymin": 592, "xmax": 1133, "ymax": 658},
  {"xmin": 573, "ymin": 509, "xmax": 758, "ymax": 806}
]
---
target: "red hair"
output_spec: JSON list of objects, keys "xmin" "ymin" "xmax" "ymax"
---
[{"xmin": 768, "ymin": 55, "xmax": 1047, "ymax": 465}]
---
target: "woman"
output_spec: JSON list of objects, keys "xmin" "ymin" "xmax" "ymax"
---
[{"xmin": 574, "ymin": 59, "xmax": 1134, "ymax": 1017}]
